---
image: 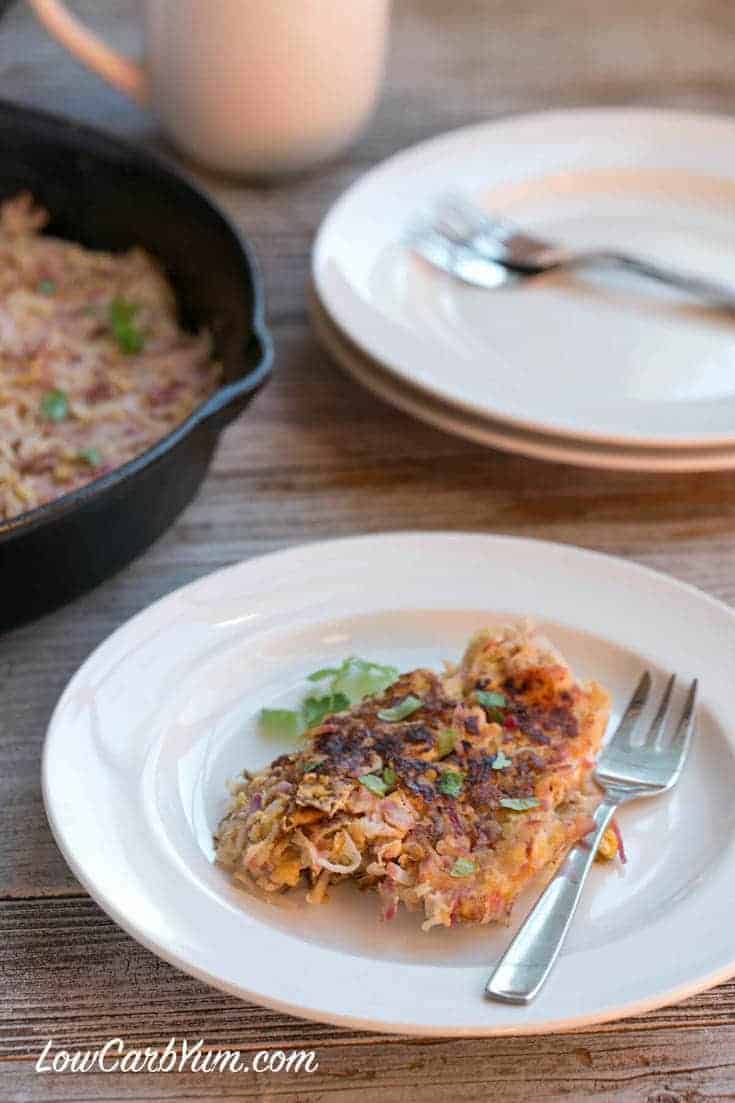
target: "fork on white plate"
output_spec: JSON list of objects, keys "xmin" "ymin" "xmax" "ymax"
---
[
  {"xmin": 486, "ymin": 670, "xmax": 698, "ymax": 1005},
  {"xmin": 411, "ymin": 194, "xmax": 735, "ymax": 307}
]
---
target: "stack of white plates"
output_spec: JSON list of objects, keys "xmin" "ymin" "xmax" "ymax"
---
[{"xmin": 311, "ymin": 108, "xmax": 735, "ymax": 472}]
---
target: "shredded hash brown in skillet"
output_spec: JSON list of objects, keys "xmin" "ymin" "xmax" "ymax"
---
[
  {"xmin": 216, "ymin": 624, "xmax": 614, "ymax": 930},
  {"xmin": 0, "ymin": 193, "xmax": 221, "ymax": 521}
]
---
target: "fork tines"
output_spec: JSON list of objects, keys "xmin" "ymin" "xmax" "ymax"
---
[{"xmin": 597, "ymin": 671, "xmax": 697, "ymax": 791}]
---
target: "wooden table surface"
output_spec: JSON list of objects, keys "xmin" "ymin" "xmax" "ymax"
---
[{"xmin": 3, "ymin": 1, "xmax": 735, "ymax": 1099}]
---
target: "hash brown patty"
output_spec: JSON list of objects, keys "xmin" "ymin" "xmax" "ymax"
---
[{"xmin": 216, "ymin": 624, "xmax": 611, "ymax": 930}]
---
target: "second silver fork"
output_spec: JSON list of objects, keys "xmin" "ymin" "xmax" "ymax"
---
[
  {"xmin": 486, "ymin": 670, "xmax": 698, "ymax": 1005},
  {"xmin": 412, "ymin": 195, "xmax": 735, "ymax": 308}
]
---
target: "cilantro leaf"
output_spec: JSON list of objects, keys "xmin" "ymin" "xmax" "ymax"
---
[
  {"xmin": 500, "ymin": 797, "xmax": 540, "ymax": 812},
  {"xmin": 476, "ymin": 690, "xmax": 507, "ymax": 724},
  {"xmin": 257, "ymin": 656, "xmax": 399, "ymax": 747},
  {"xmin": 259, "ymin": 708, "xmax": 305, "ymax": 740},
  {"xmin": 438, "ymin": 770, "xmax": 465, "ymax": 798},
  {"xmin": 331, "ymin": 657, "xmax": 399, "ymax": 704},
  {"xmin": 476, "ymin": 690, "xmax": 506, "ymax": 709},
  {"xmin": 450, "ymin": 858, "xmax": 477, "ymax": 878},
  {"xmin": 436, "ymin": 729, "xmax": 457, "ymax": 758},
  {"xmin": 382, "ymin": 766, "xmax": 397, "ymax": 789},
  {"xmin": 302, "ymin": 692, "xmax": 349, "ymax": 728},
  {"xmin": 377, "ymin": 695, "xmax": 422, "ymax": 722},
  {"xmin": 306, "ymin": 666, "xmax": 340, "ymax": 682},
  {"xmin": 491, "ymin": 750, "xmax": 512, "ymax": 770},
  {"xmin": 306, "ymin": 657, "xmax": 398, "ymax": 702},
  {"xmin": 359, "ymin": 773, "xmax": 388, "ymax": 797}
]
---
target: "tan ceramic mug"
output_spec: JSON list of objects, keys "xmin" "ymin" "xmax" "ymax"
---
[{"xmin": 28, "ymin": 0, "xmax": 391, "ymax": 177}]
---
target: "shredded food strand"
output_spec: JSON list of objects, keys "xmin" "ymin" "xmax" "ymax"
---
[
  {"xmin": 0, "ymin": 192, "xmax": 221, "ymax": 521},
  {"xmin": 216, "ymin": 624, "xmax": 614, "ymax": 931}
]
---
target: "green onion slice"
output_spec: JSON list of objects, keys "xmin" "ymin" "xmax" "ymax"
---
[
  {"xmin": 40, "ymin": 389, "xmax": 69, "ymax": 421},
  {"xmin": 78, "ymin": 447, "xmax": 102, "ymax": 468},
  {"xmin": 109, "ymin": 297, "xmax": 145, "ymax": 355}
]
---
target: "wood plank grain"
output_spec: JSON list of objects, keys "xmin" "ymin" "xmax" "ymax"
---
[
  {"xmin": 2, "ymin": 903, "xmax": 735, "ymax": 1100},
  {"xmin": 4, "ymin": 1040, "xmax": 735, "ymax": 1103}
]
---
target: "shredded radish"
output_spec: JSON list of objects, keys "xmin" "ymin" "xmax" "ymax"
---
[
  {"xmin": 356, "ymin": 815, "xmax": 402, "ymax": 840},
  {"xmin": 379, "ymin": 881, "xmax": 399, "ymax": 921},
  {"xmin": 294, "ymin": 827, "xmax": 361, "ymax": 875},
  {"xmin": 381, "ymin": 798, "xmax": 414, "ymax": 831},
  {"xmin": 386, "ymin": 861, "xmax": 412, "ymax": 885}
]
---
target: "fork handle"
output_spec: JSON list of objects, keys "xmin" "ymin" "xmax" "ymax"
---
[
  {"xmin": 485, "ymin": 796, "xmax": 618, "ymax": 1004},
  {"xmin": 569, "ymin": 251, "xmax": 735, "ymax": 309}
]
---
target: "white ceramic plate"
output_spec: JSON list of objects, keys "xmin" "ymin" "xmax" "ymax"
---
[
  {"xmin": 313, "ymin": 108, "xmax": 735, "ymax": 448},
  {"xmin": 310, "ymin": 288, "xmax": 735, "ymax": 472},
  {"xmin": 43, "ymin": 533, "xmax": 735, "ymax": 1035}
]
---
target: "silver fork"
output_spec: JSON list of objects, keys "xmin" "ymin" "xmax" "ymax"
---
[
  {"xmin": 486, "ymin": 670, "xmax": 698, "ymax": 1005},
  {"xmin": 411, "ymin": 194, "xmax": 735, "ymax": 307}
]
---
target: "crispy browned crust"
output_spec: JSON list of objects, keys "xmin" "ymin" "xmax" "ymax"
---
[{"xmin": 216, "ymin": 626, "xmax": 611, "ymax": 929}]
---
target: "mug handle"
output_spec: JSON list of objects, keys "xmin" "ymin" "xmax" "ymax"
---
[{"xmin": 27, "ymin": 0, "xmax": 148, "ymax": 104}]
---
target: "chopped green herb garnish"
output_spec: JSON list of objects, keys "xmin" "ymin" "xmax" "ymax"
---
[
  {"xmin": 491, "ymin": 750, "xmax": 512, "ymax": 770},
  {"xmin": 37, "ymin": 278, "xmax": 56, "ymax": 295},
  {"xmin": 476, "ymin": 690, "xmax": 507, "ymax": 724},
  {"xmin": 302, "ymin": 692, "xmax": 349, "ymax": 728},
  {"xmin": 476, "ymin": 690, "xmax": 506, "ymax": 708},
  {"xmin": 450, "ymin": 858, "xmax": 477, "ymax": 878},
  {"xmin": 259, "ymin": 708, "xmax": 305, "ymax": 740},
  {"xmin": 329, "ymin": 657, "xmax": 399, "ymax": 704},
  {"xmin": 306, "ymin": 657, "xmax": 398, "ymax": 702},
  {"xmin": 258, "ymin": 655, "xmax": 399, "ymax": 744},
  {"xmin": 359, "ymin": 773, "xmax": 388, "ymax": 797},
  {"xmin": 40, "ymin": 388, "xmax": 69, "ymax": 421},
  {"xmin": 382, "ymin": 766, "xmax": 397, "ymax": 789},
  {"xmin": 307, "ymin": 666, "xmax": 340, "ymax": 682},
  {"xmin": 436, "ymin": 729, "xmax": 457, "ymax": 758},
  {"xmin": 377, "ymin": 695, "xmax": 422, "ymax": 723},
  {"xmin": 438, "ymin": 769, "xmax": 465, "ymax": 798},
  {"xmin": 500, "ymin": 797, "xmax": 540, "ymax": 812},
  {"xmin": 77, "ymin": 446, "xmax": 102, "ymax": 468},
  {"xmin": 301, "ymin": 761, "xmax": 323, "ymax": 773},
  {"xmin": 109, "ymin": 297, "xmax": 145, "ymax": 355}
]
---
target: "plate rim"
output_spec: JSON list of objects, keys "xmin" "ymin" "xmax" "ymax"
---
[
  {"xmin": 312, "ymin": 105, "xmax": 735, "ymax": 450},
  {"xmin": 42, "ymin": 531, "xmax": 735, "ymax": 1035},
  {"xmin": 310, "ymin": 285, "xmax": 735, "ymax": 473}
]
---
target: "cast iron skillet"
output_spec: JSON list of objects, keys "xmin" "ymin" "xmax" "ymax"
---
[{"xmin": 0, "ymin": 100, "xmax": 272, "ymax": 631}]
